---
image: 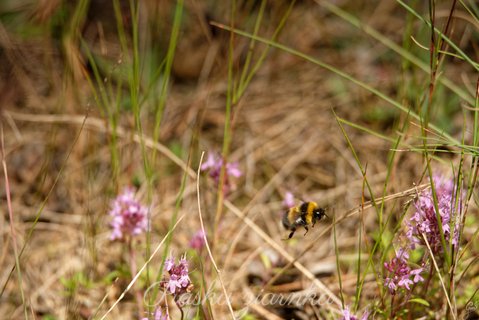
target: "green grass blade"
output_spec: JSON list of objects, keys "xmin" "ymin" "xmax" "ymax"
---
[
  {"xmin": 211, "ymin": 22, "xmax": 465, "ymax": 150},
  {"xmin": 317, "ymin": 0, "xmax": 474, "ymax": 105}
]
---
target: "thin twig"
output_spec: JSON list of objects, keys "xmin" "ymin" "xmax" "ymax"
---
[
  {"xmin": 1, "ymin": 123, "xmax": 27, "ymax": 318},
  {"xmin": 421, "ymin": 233, "xmax": 456, "ymax": 320},
  {"xmin": 196, "ymin": 151, "xmax": 236, "ymax": 319}
]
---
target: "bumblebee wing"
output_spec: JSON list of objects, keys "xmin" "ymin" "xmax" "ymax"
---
[
  {"xmin": 295, "ymin": 216, "xmax": 305, "ymax": 225},
  {"xmin": 282, "ymin": 211, "xmax": 291, "ymax": 229}
]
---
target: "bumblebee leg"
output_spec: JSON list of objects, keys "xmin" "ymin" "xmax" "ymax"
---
[
  {"xmin": 282, "ymin": 228, "xmax": 297, "ymax": 240},
  {"xmin": 303, "ymin": 226, "xmax": 309, "ymax": 236},
  {"xmin": 288, "ymin": 229, "xmax": 296, "ymax": 239}
]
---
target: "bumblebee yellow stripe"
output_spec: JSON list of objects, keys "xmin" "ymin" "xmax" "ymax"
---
[{"xmin": 303, "ymin": 202, "xmax": 313, "ymax": 225}]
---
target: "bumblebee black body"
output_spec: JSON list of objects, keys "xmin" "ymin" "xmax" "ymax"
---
[{"xmin": 282, "ymin": 201, "xmax": 326, "ymax": 239}]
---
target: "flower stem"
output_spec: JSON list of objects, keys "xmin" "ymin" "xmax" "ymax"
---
[
  {"xmin": 128, "ymin": 238, "xmax": 144, "ymax": 316},
  {"xmin": 175, "ymin": 296, "xmax": 184, "ymax": 320},
  {"xmin": 390, "ymin": 294, "xmax": 396, "ymax": 318}
]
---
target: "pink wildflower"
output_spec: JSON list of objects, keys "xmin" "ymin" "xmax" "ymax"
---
[
  {"xmin": 384, "ymin": 248, "xmax": 424, "ymax": 294},
  {"xmin": 162, "ymin": 255, "xmax": 193, "ymax": 296},
  {"xmin": 189, "ymin": 230, "xmax": 206, "ymax": 250},
  {"xmin": 407, "ymin": 175, "xmax": 462, "ymax": 253},
  {"xmin": 109, "ymin": 187, "xmax": 148, "ymax": 241},
  {"xmin": 201, "ymin": 152, "xmax": 241, "ymax": 194},
  {"xmin": 141, "ymin": 307, "xmax": 169, "ymax": 320},
  {"xmin": 340, "ymin": 306, "xmax": 370, "ymax": 320},
  {"xmin": 282, "ymin": 191, "xmax": 295, "ymax": 209}
]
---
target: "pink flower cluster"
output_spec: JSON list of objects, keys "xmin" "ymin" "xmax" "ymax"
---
[
  {"xmin": 109, "ymin": 188, "xmax": 148, "ymax": 241},
  {"xmin": 407, "ymin": 176, "xmax": 461, "ymax": 254},
  {"xmin": 162, "ymin": 255, "xmax": 193, "ymax": 295},
  {"xmin": 141, "ymin": 307, "xmax": 169, "ymax": 320},
  {"xmin": 384, "ymin": 248, "xmax": 424, "ymax": 294},
  {"xmin": 189, "ymin": 230, "xmax": 206, "ymax": 250},
  {"xmin": 201, "ymin": 152, "xmax": 241, "ymax": 194},
  {"xmin": 340, "ymin": 306, "xmax": 370, "ymax": 320},
  {"xmin": 282, "ymin": 191, "xmax": 295, "ymax": 209}
]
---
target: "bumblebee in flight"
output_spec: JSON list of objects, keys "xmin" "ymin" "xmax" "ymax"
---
[{"xmin": 282, "ymin": 201, "xmax": 327, "ymax": 239}]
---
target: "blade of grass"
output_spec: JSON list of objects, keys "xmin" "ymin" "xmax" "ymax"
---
[
  {"xmin": 215, "ymin": 1, "xmax": 297, "ymax": 249},
  {"xmin": 125, "ymin": 0, "xmax": 158, "ymax": 297},
  {"xmin": 80, "ymin": 40, "xmax": 121, "ymax": 183},
  {"xmin": 0, "ymin": 115, "xmax": 87, "ymax": 299},
  {"xmin": 150, "ymin": 149, "xmax": 192, "ymax": 306},
  {"xmin": 334, "ymin": 109, "xmax": 392, "ymax": 305},
  {"xmin": 422, "ymin": 233, "xmax": 456, "ymax": 319},
  {"xmin": 152, "ymin": 0, "xmax": 184, "ymax": 164},
  {"xmin": 1, "ymin": 125, "xmax": 27, "ymax": 318},
  {"xmin": 194, "ymin": 253, "xmax": 215, "ymax": 319},
  {"xmin": 468, "ymin": 79, "xmax": 479, "ymax": 198},
  {"xmin": 353, "ymin": 165, "xmax": 368, "ymax": 312},
  {"xmin": 316, "ymin": 0, "xmax": 474, "ymax": 105},
  {"xmin": 197, "ymin": 152, "xmax": 236, "ymax": 319},
  {"xmin": 456, "ymin": 80, "xmax": 479, "ymax": 265},
  {"xmin": 235, "ymin": 0, "xmax": 296, "ymax": 102},
  {"xmin": 98, "ymin": 215, "xmax": 185, "ymax": 320},
  {"xmin": 213, "ymin": 0, "xmax": 237, "ymax": 247},
  {"xmin": 368, "ymin": 115, "xmax": 409, "ymax": 307},
  {"xmin": 397, "ymin": 0, "xmax": 479, "ymax": 71},
  {"xmin": 337, "ymin": 117, "xmax": 478, "ymax": 158},
  {"xmin": 333, "ymin": 109, "xmax": 382, "ymax": 226},
  {"xmin": 459, "ymin": 0, "xmax": 479, "ymax": 25},
  {"xmin": 237, "ymin": 0, "xmax": 267, "ymax": 93},
  {"xmin": 333, "ymin": 214, "xmax": 345, "ymax": 309},
  {"xmin": 421, "ymin": 134, "xmax": 452, "ymax": 270},
  {"xmin": 421, "ymin": 0, "xmax": 453, "ymax": 269},
  {"xmin": 210, "ymin": 21, "xmax": 473, "ymax": 154}
]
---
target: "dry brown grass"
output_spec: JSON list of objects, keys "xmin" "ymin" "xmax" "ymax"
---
[{"xmin": 1, "ymin": 1, "xmax": 478, "ymax": 319}]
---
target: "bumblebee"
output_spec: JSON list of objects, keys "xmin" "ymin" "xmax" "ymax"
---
[{"xmin": 282, "ymin": 201, "xmax": 326, "ymax": 239}]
